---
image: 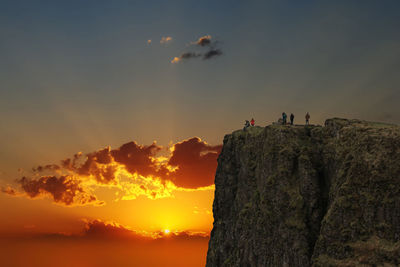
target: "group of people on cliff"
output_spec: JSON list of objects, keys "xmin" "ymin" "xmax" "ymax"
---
[
  {"xmin": 243, "ymin": 112, "xmax": 311, "ymax": 130},
  {"xmin": 281, "ymin": 112, "xmax": 310, "ymax": 125},
  {"xmin": 243, "ymin": 118, "xmax": 255, "ymax": 130}
]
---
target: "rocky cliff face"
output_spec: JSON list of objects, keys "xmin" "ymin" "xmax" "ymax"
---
[{"xmin": 206, "ymin": 118, "xmax": 400, "ymax": 267}]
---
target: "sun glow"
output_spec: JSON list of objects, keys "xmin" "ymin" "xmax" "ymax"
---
[{"xmin": 164, "ymin": 229, "xmax": 170, "ymax": 234}]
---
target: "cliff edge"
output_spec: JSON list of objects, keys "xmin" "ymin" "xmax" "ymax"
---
[{"xmin": 206, "ymin": 118, "xmax": 400, "ymax": 266}]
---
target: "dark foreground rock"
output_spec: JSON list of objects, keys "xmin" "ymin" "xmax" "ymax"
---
[{"xmin": 206, "ymin": 118, "xmax": 400, "ymax": 267}]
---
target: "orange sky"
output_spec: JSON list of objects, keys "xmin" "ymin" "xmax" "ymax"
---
[
  {"xmin": 0, "ymin": 137, "xmax": 219, "ymax": 237},
  {"xmin": 0, "ymin": 137, "xmax": 218, "ymax": 266}
]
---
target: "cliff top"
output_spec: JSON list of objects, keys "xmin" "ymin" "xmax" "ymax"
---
[{"xmin": 232, "ymin": 118, "xmax": 399, "ymax": 138}]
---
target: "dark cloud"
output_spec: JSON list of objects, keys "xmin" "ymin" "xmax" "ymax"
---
[
  {"xmin": 89, "ymin": 147, "xmax": 113, "ymax": 164},
  {"xmin": 168, "ymin": 231, "xmax": 209, "ymax": 240},
  {"xmin": 172, "ymin": 35, "xmax": 223, "ymax": 63},
  {"xmin": 75, "ymin": 147, "xmax": 116, "ymax": 184},
  {"xmin": 181, "ymin": 52, "xmax": 202, "ymax": 59},
  {"xmin": 17, "ymin": 175, "xmax": 101, "ymax": 206},
  {"xmin": 203, "ymin": 49, "xmax": 223, "ymax": 60},
  {"xmin": 153, "ymin": 230, "xmax": 209, "ymax": 240},
  {"xmin": 83, "ymin": 220, "xmax": 144, "ymax": 240},
  {"xmin": 168, "ymin": 137, "xmax": 222, "ymax": 188},
  {"xmin": 111, "ymin": 142, "xmax": 162, "ymax": 177}
]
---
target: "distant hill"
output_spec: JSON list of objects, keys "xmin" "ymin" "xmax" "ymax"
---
[{"xmin": 206, "ymin": 118, "xmax": 400, "ymax": 266}]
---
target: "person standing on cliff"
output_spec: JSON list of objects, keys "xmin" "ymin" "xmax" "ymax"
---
[
  {"xmin": 244, "ymin": 120, "xmax": 250, "ymax": 131},
  {"xmin": 290, "ymin": 113, "xmax": 294, "ymax": 125},
  {"xmin": 282, "ymin": 112, "xmax": 287, "ymax": 125},
  {"xmin": 305, "ymin": 112, "xmax": 310, "ymax": 125},
  {"xmin": 250, "ymin": 118, "xmax": 255, "ymax": 126}
]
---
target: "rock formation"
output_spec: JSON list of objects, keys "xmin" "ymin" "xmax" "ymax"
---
[{"xmin": 206, "ymin": 118, "xmax": 400, "ymax": 266}]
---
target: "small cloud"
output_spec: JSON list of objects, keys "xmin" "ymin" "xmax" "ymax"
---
[
  {"xmin": 203, "ymin": 49, "xmax": 222, "ymax": 60},
  {"xmin": 1, "ymin": 186, "xmax": 17, "ymax": 196},
  {"xmin": 171, "ymin": 57, "xmax": 181, "ymax": 64},
  {"xmin": 83, "ymin": 219, "xmax": 139, "ymax": 239},
  {"xmin": 181, "ymin": 52, "xmax": 201, "ymax": 59},
  {"xmin": 160, "ymin": 36, "xmax": 173, "ymax": 44},
  {"xmin": 194, "ymin": 35, "xmax": 212, "ymax": 47},
  {"xmin": 171, "ymin": 52, "xmax": 201, "ymax": 64},
  {"xmin": 33, "ymin": 164, "xmax": 60, "ymax": 172}
]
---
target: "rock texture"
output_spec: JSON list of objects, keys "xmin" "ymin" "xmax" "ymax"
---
[{"xmin": 206, "ymin": 118, "xmax": 400, "ymax": 267}]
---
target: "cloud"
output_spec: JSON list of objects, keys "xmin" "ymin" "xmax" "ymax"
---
[
  {"xmin": 3, "ymin": 137, "xmax": 221, "ymax": 205},
  {"xmin": 111, "ymin": 142, "xmax": 163, "ymax": 177},
  {"xmin": 171, "ymin": 35, "xmax": 223, "ymax": 63},
  {"xmin": 1, "ymin": 186, "xmax": 17, "ymax": 196},
  {"xmin": 59, "ymin": 143, "xmax": 165, "ymax": 185},
  {"xmin": 203, "ymin": 49, "xmax": 223, "ymax": 60},
  {"xmin": 16, "ymin": 219, "xmax": 209, "ymax": 241},
  {"xmin": 194, "ymin": 35, "xmax": 212, "ymax": 47},
  {"xmin": 32, "ymin": 164, "xmax": 61, "ymax": 172},
  {"xmin": 171, "ymin": 57, "xmax": 181, "ymax": 64},
  {"xmin": 171, "ymin": 52, "xmax": 201, "ymax": 64},
  {"xmin": 82, "ymin": 219, "xmax": 209, "ymax": 240},
  {"xmin": 16, "ymin": 175, "xmax": 103, "ymax": 206},
  {"xmin": 60, "ymin": 148, "xmax": 116, "ymax": 184},
  {"xmin": 168, "ymin": 137, "xmax": 222, "ymax": 188},
  {"xmin": 83, "ymin": 219, "xmax": 145, "ymax": 239},
  {"xmin": 160, "ymin": 36, "xmax": 173, "ymax": 44}
]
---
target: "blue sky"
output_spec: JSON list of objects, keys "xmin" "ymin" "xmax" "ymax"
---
[{"xmin": 1, "ymin": 0, "xmax": 400, "ymax": 177}]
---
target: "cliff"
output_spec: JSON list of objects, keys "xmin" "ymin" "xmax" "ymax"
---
[{"xmin": 206, "ymin": 118, "xmax": 400, "ymax": 266}]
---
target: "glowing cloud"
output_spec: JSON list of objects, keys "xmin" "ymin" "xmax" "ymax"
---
[
  {"xmin": 3, "ymin": 137, "xmax": 221, "ymax": 206},
  {"xmin": 160, "ymin": 36, "xmax": 173, "ymax": 44},
  {"xmin": 193, "ymin": 35, "xmax": 212, "ymax": 47},
  {"xmin": 171, "ymin": 57, "xmax": 180, "ymax": 63},
  {"xmin": 170, "ymin": 52, "xmax": 201, "ymax": 64}
]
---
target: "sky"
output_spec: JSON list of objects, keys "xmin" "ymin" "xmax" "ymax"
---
[{"xmin": 1, "ymin": 1, "xmax": 400, "ymax": 266}]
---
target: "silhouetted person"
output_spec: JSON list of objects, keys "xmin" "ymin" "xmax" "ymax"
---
[
  {"xmin": 305, "ymin": 112, "xmax": 310, "ymax": 125},
  {"xmin": 290, "ymin": 113, "xmax": 294, "ymax": 125},
  {"xmin": 250, "ymin": 118, "xmax": 255, "ymax": 126},
  {"xmin": 244, "ymin": 120, "xmax": 250, "ymax": 131},
  {"xmin": 282, "ymin": 112, "xmax": 287, "ymax": 125}
]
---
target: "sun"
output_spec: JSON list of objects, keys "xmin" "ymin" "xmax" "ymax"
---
[{"xmin": 164, "ymin": 229, "xmax": 170, "ymax": 234}]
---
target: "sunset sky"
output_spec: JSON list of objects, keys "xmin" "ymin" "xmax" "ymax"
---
[{"xmin": 1, "ymin": 1, "xmax": 400, "ymax": 266}]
